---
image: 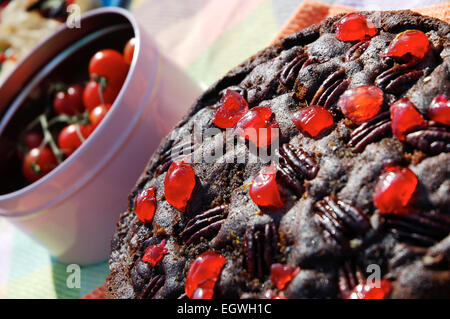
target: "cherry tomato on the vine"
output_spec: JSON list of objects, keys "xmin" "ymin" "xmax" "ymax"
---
[
  {"xmin": 18, "ymin": 131, "xmax": 44, "ymax": 160},
  {"xmin": 53, "ymin": 84, "xmax": 85, "ymax": 115},
  {"xmin": 89, "ymin": 104, "xmax": 110, "ymax": 129},
  {"xmin": 24, "ymin": 131, "xmax": 44, "ymax": 150},
  {"xmin": 123, "ymin": 38, "xmax": 136, "ymax": 65},
  {"xmin": 58, "ymin": 123, "xmax": 92, "ymax": 157},
  {"xmin": 22, "ymin": 147, "xmax": 58, "ymax": 183},
  {"xmin": 82, "ymin": 81, "xmax": 119, "ymax": 111},
  {"xmin": 88, "ymin": 49, "xmax": 129, "ymax": 88}
]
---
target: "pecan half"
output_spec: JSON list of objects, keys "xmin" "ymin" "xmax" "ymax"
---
[
  {"xmin": 140, "ymin": 274, "xmax": 165, "ymax": 299},
  {"xmin": 310, "ymin": 69, "xmax": 349, "ymax": 108},
  {"xmin": 345, "ymin": 41, "xmax": 370, "ymax": 62},
  {"xmin": 276, "ymin": 143, "xmax": 319, "ymax": 196},
  {"xmin": 338, "ymin": 261, "xmax": 365, "ymax": 297},
  {"xmin": 244, "ymin": 221, "xmax": 278, "ymax": 279},
  {"xmin": 382, "ymin": 210, "xmax": 450, "ymax": 247},
  {"xmin": 280, "ymin": 53, "xmax": 309, "ymax": 87},
  {"xmin": 180, "ymin": 205, "xmax": 228, "ymax": 245},
  {"xmin": 390, "ymin": 245, "xmax": 427, "ymax": 268},
  {"xmin": 314, "ymin": 196, "xmax": 371, "ymax": 249},
  {"xmin": 278, "ymin": 143, "xmax": 319, "ymax": 180},
  {"xmin": 375, "ymin": 64, "xmax": 423, "ymax": 95},
  {"xmin": 405, "ymin": 126, "xmax": 450, "ymax": 155},
  {"xmin": 348, "ymin": 111, "xmax": 392, "ymax": 153}
]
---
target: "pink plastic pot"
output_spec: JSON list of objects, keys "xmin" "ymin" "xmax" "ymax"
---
[{"xmin": 0, "ymin": 8, "xmax": 201, "ymax": 264}]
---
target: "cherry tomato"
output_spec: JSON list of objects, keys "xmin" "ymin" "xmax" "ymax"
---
[
  {"xmin": 89, "ymin": 104, "xmax": 110, "ymax": 129},
  {"xmin": 58, "ymin": 123, "xmax": 92, "ymax": 157},
  {"xmin": 53, "ymin": 84, "xmax": 85, "ymax": 115},
  {"xmin": 82, "ymin": 81, "xmax": 120, "ymax": 111},
  {"xmin": 88, "ymin": 49, "xmax": 129, "ymax": 88},
  {"xmin": 22, "ymin": 147, "xmax": 58, "ymax": 183},
  {"xmin": 24, "ymin": 131, "xmax": 44, "ymax": 150},
  {"xmin": 18, "ymin": 131, "xmax": 44, "ymax": 160},
  {"xmin": 123, "ymin": 38, "xmax": 136, "ymax": 65}
]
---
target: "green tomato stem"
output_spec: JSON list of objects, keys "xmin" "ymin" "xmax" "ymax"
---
[{"xmin": 39, "ymin": 114, "xmax": 63, "ymax": 164}]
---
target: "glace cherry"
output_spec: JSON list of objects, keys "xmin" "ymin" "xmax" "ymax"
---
[
  {"xmin": 164, "ymin": 160, "xmax": 196, "ymax": 212},
  {"xmin": 373, "ymin": 165, "xmax": 418, "ymax": 215},
  {"xmin": 135, "ymin": 186, "xmax": 157, "ymax": 223},
  {"xmin": 390, "ymin": 97, "xmax": 426, "ymax": 141},
  {"xmin": 385, "ymin": 30, "xmax": 429, "ymax": 60},
  {"xmin": 428, "ymin": 95, "xmax": 450, "ymax": 126},
  {"xmin": 185, "ymin": 251, "xmax": 226, "ymax": 299},
  {"xmin": 335, "ymin": 13, "xmax": 378, "ymax": 42},
  {"xmin": 235, "ymin": 106, "xmax": 279, "ymax": 148},
  {"xmin": 142, "ymin": 239, "xmax": 168, "ymax": 267},
  {"xmin": 270, "ymin": 263, "xmax": 299, "ymax": 290},
  {"xmin": 337, "ymin": 85, "xmax": 384, "ymax": 124},
  {"xmin": 249, "ymin": 163, "xmax": 284, "ymax": 209},
  {"xmin": 346, "ymin": 280, "xmax": 392, "ymax": 299},
  {"xmin": 213, "ymin": 89, "xmax": 249, "ymax": 128},
  {"xmin": 291, "ymin": 105, "xmax": 334, "ymax": 138}
]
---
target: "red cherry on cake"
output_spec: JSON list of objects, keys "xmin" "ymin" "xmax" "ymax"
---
[
  {"xmin": 270, "ymin": 263, "xmax": 299, "ymax": 290},
  {"xmin": 135, "ymin": 186, "xmax": 157, "ymax": 223},
  {"xmin": 185, "ymin": 251, "xmax": 226, "ymax": 299},
  {"xmin": 291, "ymin": 105, "xmax": 334, "ymax": 138},
  {"xmin": 142, "ymin": 239, "xmax": 168, "ymax": 267},
  {"xmin": 335, "ymin": 13, "xmax": 378, "ymax": 42},
  {"xmin": 428, "ymin": 95, "xmax": 450, "ymax": 126},
  {"xmin": 337, "ymin": 85, "xmax": 384, "ymax": 124},
  {"xmin": 390, "ymin": 97, "xmax": 426, "ymax": 141},
  {"xmin": 385, "ymin": 30, "xmax": 430, "ymax": 60},
  {"xmin": 346, "ymin": 280, "xmax": 392, "ymax": 299},
  {"xmin": 164, "ymin": 160, "xmax": 196, "ymax": 212},
  {"xmin": 373, "ymin": 165, "xmax": 418, "ymax": 215},
  {"xmin": 234, "ymin": 106, "xmax": 279, "ymax": 148},
  {"xmin": 249, "ymin": 163, "xmax": 284, "ymax": 209},
  {"xmin": 213, "ymin": 89, "xmax": 249, "ymax": 128}
]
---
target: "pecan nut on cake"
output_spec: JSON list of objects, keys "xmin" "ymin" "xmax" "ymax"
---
[{"xmin": 107, "ymin": 10, "xmax": 450, "ymax": 299}]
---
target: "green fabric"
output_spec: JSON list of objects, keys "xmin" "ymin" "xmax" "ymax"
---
[
  {"xmin": 187, "ymin": 0, "xmax": 279, "ymax": 88},
  {"xmin": 5, "ymin": 228, "xmax": 108, "ymax": 299}
]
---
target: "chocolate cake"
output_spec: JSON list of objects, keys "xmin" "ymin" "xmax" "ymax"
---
[{"xmin": 107, "ymin": 10, "xmax": 450, "ymax": 299}]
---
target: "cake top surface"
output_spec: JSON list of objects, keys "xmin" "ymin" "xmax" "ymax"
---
[{"xmin": 107, "ymin": 10, "xmax": 450, "ymax": 299}]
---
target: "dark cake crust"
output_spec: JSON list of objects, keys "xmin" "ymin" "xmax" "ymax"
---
[{"xmin": 107, "ymin": 10, "xmax": 450, "ymax": 299}]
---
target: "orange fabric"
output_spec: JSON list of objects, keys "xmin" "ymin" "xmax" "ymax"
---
[
  {"xmin": 414, "ymin": 3, "xmax": 450, "ymax": 23},
  {"xmin": 82, "ymin": 284, "xmax": 106, "ymax": 299},
  {"xmin": 273, "ymin": 0, "xmax": 450, "ymax": 42}
]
